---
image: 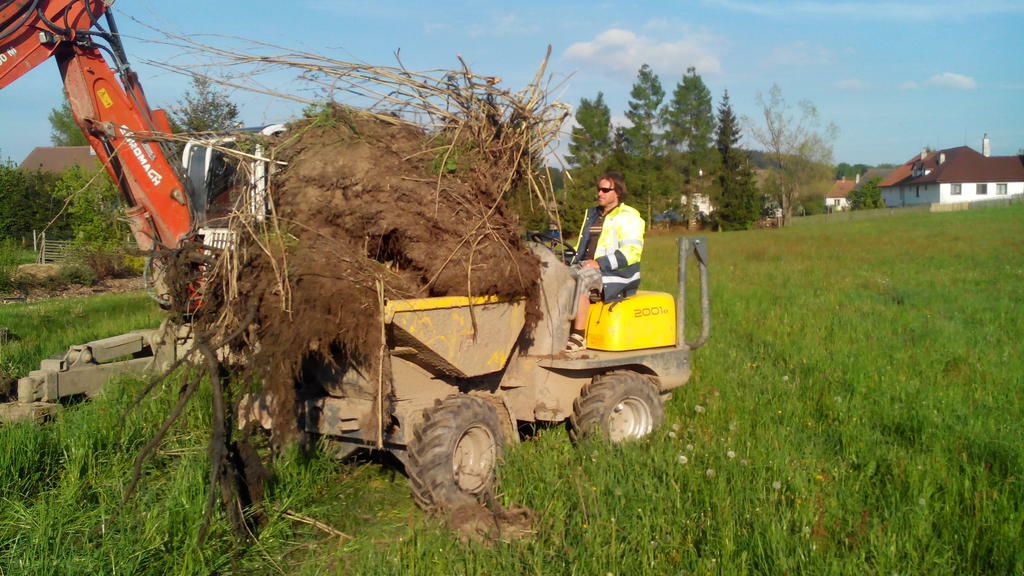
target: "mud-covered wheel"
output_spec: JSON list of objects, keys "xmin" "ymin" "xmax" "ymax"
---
[
  {"xmin": 407, "ymin": 395, "xmax": 504, "ymax": 511},
  {"xmin": 570, "ymin": 371, "xmax": 664, "ymax": 443}
]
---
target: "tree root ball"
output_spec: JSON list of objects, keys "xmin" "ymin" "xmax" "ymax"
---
[{"xmin": 205, "ymin": 106, "xmax": 541, "ymax": 440}]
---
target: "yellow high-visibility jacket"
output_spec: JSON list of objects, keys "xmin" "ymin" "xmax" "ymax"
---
[{"xmin": 571, "ymin": 202, "xmax": 645, "ymax": 301}]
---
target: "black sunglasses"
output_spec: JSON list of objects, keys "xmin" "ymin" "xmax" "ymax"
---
[{"xmin": 597, "ymin": 187, "xmax": 615, "ymax": 193}]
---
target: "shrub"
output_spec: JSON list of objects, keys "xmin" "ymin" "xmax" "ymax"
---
[
  {"xmin": 52, "ymin": 264, "xmax": 96, "ymax": 287},
  {"xmin": 0, "ymin": 239, "xmax": 27, "ymax": 293}
]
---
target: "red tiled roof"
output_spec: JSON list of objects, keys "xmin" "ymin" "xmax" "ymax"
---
[
  {"xmin": 18, "ymin": 146, "xmax": 99, "ymax": 174},
  {"xmin": 827, "ymin": 179, "xmax": 856, "ymax": 199},
  {"xmin": 880, "ymin": 146, "xmax": 1024, "ymax": 188}
]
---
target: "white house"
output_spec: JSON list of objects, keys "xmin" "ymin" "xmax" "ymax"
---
[
  {"xmin": 880, "ymin": 136, "xmax": 1024, "ymax": 207},
  {"xmin": 825, "ymin": 178, "xmax": 855, "ymax": 212}
]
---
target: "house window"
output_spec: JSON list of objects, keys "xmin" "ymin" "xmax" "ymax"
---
[
  {"xmin": 997, "ymin": 183, "xmax": 1007, "ymax": 195},
  {"xmin": 915, "ymin": 186, "xmax": 920, "ymax": 198},
  {"xmin": 951, "ymin": 184, "xmax": 961, "ymax": 195},
  {"xmin": 978, "ymin": 183, "xmax": 988, "ymax": 195}
]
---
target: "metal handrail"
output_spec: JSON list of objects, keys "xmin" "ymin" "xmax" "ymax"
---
[{"xmin": 676, "ymin": 237, "xmax": 711, "ymax": 350}]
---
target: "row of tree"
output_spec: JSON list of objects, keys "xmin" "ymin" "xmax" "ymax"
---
[{"xmin": 559, "ymin": 65, "xmax": 839, "ymax": 231}]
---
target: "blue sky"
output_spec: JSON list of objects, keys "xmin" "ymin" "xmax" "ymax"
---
[{"xmin": 3, "ymin": 0, "xmax": 1023, "ymax": 167}]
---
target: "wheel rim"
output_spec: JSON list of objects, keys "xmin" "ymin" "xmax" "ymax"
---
[
  {"xmin": 608, "ymin": 396, "xmax": 654, "ymax": 441},
  {"xmin": 452, "ymin": 424, "xmax": 497, "ymax": 494}
]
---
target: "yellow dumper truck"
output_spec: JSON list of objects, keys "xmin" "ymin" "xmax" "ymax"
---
[{"xmin": 297, "ymin": 236, "xmax": 710, "ymax": 510}]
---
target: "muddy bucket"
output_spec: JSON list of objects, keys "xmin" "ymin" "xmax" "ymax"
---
[{"xmin": 385, "ymin": 296, "xmax": 525, "ymax": 378}]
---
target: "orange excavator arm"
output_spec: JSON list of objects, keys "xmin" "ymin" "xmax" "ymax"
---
[{"xmin": 1, "ymin": 0, "xmax": 193, "ymax": 251}]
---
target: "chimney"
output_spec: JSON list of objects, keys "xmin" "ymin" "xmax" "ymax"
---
[
  {"xmin": 939, "ymin": 152, "xmax": 945, "ymax": 165},
  {"xmin": 855, "ymin": 173, "xmax": 861, "ymax": 184},
  {"xmin": 920, "ymin": 148, "xmax": 927, "ymax": 161},
  {"xmin": 982, "ymin": 133, "xmax": 991, "ymax": 157}
]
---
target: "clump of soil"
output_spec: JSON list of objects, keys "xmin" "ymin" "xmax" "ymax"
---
[
  {"xmin": 200, "ymin": 106, "xmax": 540, "ymax": 440},
  {"xmin": 448, "ymin": 501, "xmax": 536, "ymax": 543}
]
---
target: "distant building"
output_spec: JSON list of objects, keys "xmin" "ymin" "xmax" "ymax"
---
[
  {"xmin": 19, "ymin": 146, "xmax": 98, "ymax": 174},
  {"xmin": 825, "ymin": 178, "xmax": 856, "ymax": 212},
  {"xmin": 879, "ymin": 135, "xmax": 1024, "ymax": 207}
]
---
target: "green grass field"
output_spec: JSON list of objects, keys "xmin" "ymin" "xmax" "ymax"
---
[{"xmin": 1, "ymin": 206, "xmax": 1021, "ymax": 575}]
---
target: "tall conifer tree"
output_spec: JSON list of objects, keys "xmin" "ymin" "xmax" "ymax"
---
[
  {"xmin": 567, "ymin": 92, "xmax": 612, "ymax": 168},
  {"xmin": 713, "ymin": 90, "xmax": 759, "ymax": 229},
  {"xmin": 623, "ymin": 64, "xmax": 664, "ymax": 160}
]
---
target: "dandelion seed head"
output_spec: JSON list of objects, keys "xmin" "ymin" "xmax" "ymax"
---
[
  {"xmin": 671, "ymin": 422, "xmax": 681, "ymax": 432},
  {"xmin": 694, "ymin": 405, "xmax": 706, "ymax": 414},
  {"xmin": 782, "ymin": 375, "xmax": 789, "ymax": 382},
  {"xmin": 727, "ymin": 450, "xmax": 736, "ymax": 459},
  {"xmin": 686, "ymin": 444, "xmax": 694, "ymax": 452},
  {"xmin": 668, "ymin": 431, "xmax": 677, "ymax": 439},
  {"xmin": 705, "ymin": 468, "xmax": 716, "ymax": 478},
  {"xmin": 772, "ymin": 481, "xmax": 782, "ymax": 490},
  {"xmin": 678, "ymin": 455, "xmax": 688, "ymax": 465}
]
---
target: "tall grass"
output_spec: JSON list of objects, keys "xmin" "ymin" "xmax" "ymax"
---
[
  {"xmin": 0, "ymin": 292, "xmax": 164, "ymax": 380},
  {"xmin": 0, "ymin": 206, "xmax": 1021, "ymax": 574},
  {"xmin": 0, "ymin": 239, "xmax": 36, "ymax": 292}
]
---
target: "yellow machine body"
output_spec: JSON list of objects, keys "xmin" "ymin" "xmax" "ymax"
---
[{"xmin": 585, "ymin": 290, "xmax": 676, "ymax": 351}]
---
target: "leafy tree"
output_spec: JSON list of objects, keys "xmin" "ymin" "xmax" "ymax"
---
[
  {"xmin": 622, "ymin": 64, "xmax": 665, "ymax": 160},
  {"xmin": 746, "ymin": 84, "xmax": 837, "ymax": 226},
  {"xmin": 834, "ymin": 162, "xmax": 868, "ymax": 180},
  {"xmin": 48, "ymin": 95, "xmax": 90, "ymax": 146},
  {"xmin": 0, "ymin": 161, "xmax": 67, "ymax": 241},
  {"xmin": 53, "ymin": 165, "xmax": 135, "ymax": 278},
  {"xmin": 711, "ymin": 90, "xmax": 759, "ymax": 230},
  {"xmin": 170, "ymin": 75, "xmax": 240, "ymax": 132},
  {"xmin": 53, "ymin": 166, "xmax": 126, "ymax": 248},
  {"xmin": 849, "ymin": 177, "xmax": 883, "ymax": 210},
  {"xmin": 567, "ymin": 93, "xmax": 612, "ymax": 168}
]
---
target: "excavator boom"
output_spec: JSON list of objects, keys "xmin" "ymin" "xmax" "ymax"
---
[{"xmin": 1, "ymin": 0, "xmax": 193, "ymax": 251}]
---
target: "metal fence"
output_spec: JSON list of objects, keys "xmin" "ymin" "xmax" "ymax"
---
[{"xmin": 34, "ymin": 233, "xmax": 72, "ymax": 263}]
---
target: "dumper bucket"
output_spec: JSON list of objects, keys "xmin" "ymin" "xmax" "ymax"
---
[{"xmin": 385, "ymin": 295, "xmax": 525, "ymax": 378}]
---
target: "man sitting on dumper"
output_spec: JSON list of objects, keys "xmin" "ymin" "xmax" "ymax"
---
[{"xmin": 565, "ymin": 171, "xmax": 646, "ymax": 353}]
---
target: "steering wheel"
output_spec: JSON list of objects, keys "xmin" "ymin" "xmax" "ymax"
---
[{"xmin": 529, "ymin": 231, "xmax": 576, "ymax": 263}]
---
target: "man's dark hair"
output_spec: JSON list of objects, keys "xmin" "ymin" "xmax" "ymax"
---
[{"xmin": 601, "ymin": 171, "xmax": 628, "ymax": 203}]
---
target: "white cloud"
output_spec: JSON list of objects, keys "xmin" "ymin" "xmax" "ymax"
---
[
  {"xmin": 927, "ymin": 72, "xmax": 977, "ymax": 90},
  {"xmin": 902, "ymin": 72, "xmax": 977, "ymax": 90},
  {"xmin": 563, "ymin": 28, "xmax": 721, "ymax": 79}
]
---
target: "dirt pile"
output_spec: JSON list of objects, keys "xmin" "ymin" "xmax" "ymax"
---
[{"xmin": 199, "ymin": 106, "xmax": 540, "ymax": 438}]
